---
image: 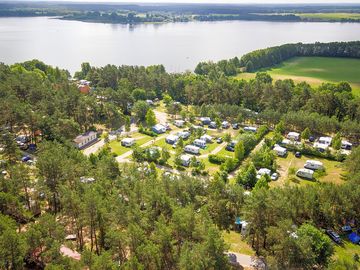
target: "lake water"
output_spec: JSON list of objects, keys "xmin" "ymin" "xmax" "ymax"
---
[{"xmin": 0, "ymin": 16, "xmax": 359, "ymax": 74}]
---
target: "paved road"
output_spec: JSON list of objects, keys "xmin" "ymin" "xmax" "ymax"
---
[{"xmin": 227, "ymin": 251, "xmax": 253, "ymax": 268}]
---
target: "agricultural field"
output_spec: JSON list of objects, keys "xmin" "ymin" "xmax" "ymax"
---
[
  {"xmin": 237, "ymin": 57, "xmax": 360, "ymax": 95},
  {"xmin": 298, "ymin": 12, "xmax": 360, "ymax": 21},
  {"xmin": 273, "ymin": 152, "xmax": 346, "ymax": 187}
]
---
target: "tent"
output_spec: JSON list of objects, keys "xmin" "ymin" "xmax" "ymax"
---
[{"xmin": 348, "ymin": 232, "xmax": 360, "ymax": 244}]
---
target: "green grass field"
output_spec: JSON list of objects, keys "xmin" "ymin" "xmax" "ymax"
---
[
  {"xmin": 298, "ymin": 12, "xmax": 360, "ymax": 20},
  {"xmin": 237, "ymin": 57, "xmax": 360, "ymax": 95}
]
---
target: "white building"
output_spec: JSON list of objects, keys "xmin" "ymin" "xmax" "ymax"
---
[
  {"xmin": 121, "ymin": 137, "xmax": 135, "ymax": 147},
  {"xmin": 73, "ymin": 131, "xmax": 97, "ymax": 149},
  {"xmin": 287, "ymin": 132, "xmax": 300, "ymax": 141}
]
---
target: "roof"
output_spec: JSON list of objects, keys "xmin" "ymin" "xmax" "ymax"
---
[
  {"xmin": 297, "ymin": 168, "xmax": 314, "ymax": 174},
  {"xmin": 288, "ymin": 131, "xmax": 300, "ymax": 137},
  {"xmin": 257, "ymin": 168, "xmax": 271, "ymax": 175},
  {"xmin": 166, "ymin": 134, "xmax": 179, "ymax": 141},
  {"xmin": 306, "ymin": 160, "xmax": 323, "ymax": 166},
  {"xmin": 121, "ymin": 137, "xmax": 135, "ymax": 143},
  {"xmin": 153, "ymin": 124, "xmax": 166, "ymax": 130},
  {"xmin": 73, "ymin": 131, "xmax": 97, "ymax": 144},
  {"xmin": 185, "ymin": 145, "xmax": 200, "ymax": 150},
  {"xmin": 273, "ymin": 145, "xmax": 287, "ymax": 152},
  {"xmin": 194, "ymin": 139, "xmax": 206, "ymax": 144}
]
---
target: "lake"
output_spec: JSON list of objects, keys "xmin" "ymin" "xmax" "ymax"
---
[{"xmin": 0, "ymin": 16, "xmax": 359, "ymax": 74}]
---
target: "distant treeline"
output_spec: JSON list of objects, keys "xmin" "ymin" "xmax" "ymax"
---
[
  {"xmin": 194, "ymin": 13, "xmax": 301, "ymax": 22},
  {"xmin": 195, "ymin": 41, "xmax": 360, "ymax": 75}
]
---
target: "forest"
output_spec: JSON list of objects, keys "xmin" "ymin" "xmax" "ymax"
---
[{"xmin": 0, "ymin": 58, "xmax": 360, "ymax": 269}]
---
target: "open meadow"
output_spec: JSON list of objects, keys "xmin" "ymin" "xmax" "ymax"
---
[{"xmin": 237, "ymin": 57, "xmax": 360, "ymax": 95}]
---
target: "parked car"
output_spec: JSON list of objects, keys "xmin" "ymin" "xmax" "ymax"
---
[
  {"xmin": 208, "ymin": 122, "xmax": 217, "ymax": 129},
  {"xmin": 232, "ymin": 123, "xmax": 239, "ymax": 130},
  {"xmin": 309, "ymin": 136, "xmax": 315, "ymax": 142},
  {"xmin": 21, "ymin": 155, "xmax": 31, "ymax": 163},
  {"xmin": 227, "ymin": 253, "xmax": 238, "ymax": 266},
  {"xmin": 216, "ymin": 137, "xmax": 223, "ymax": 144},
  {"xmin": 226, "ymin": 144, "xmax": 235, "ymax": 152},
  {"xmin": 326, "ymin": 230, "xmax": 342, "ymax": 244},
  {"xmin": 271, "ymin": 173, "xmax": 279, "ymax": 181},
  {"xmin": 295, "ymin": 151, "xmax": 302, "ymax": 158}
]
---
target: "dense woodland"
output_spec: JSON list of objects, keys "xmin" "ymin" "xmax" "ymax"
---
[
  {"xmin": 0, "ymin": 56, "xmax": 360, "ymax": 269},
  {"xmin": 195, "ymin": 41, "xmax": 360, "ymax": 75}
]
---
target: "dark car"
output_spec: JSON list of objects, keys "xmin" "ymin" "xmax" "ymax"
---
[
  {"xmin": 232, "ymin": 123, "xmax": 240, "ymax": 130},
  {"xmin": 309, "ymin": 136, "xmax": 315, "ymax": 142},
  {"xmin": 227, "ymin": 253, "xmax": 238, "ymax": 266},
  {"xmin": 208, "ymin": 122, "xmax": 217, "ymax": 129},
  {"xmin": 21, "ymin": 155, "xmax": 31, "ymax": 163},
  {"xmin": 326, "ymin": 230, "xmax": 342, "ymax": 244},
  {"xmin": 295, "ymin": 151, "xmax": 301, "ymax": 158},
  {"xmin": 216, "ymin": 137, "xmax": 223, "ymax": 144}
]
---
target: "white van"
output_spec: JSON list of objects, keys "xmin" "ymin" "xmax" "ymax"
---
[
  {"xmin": 296, "ymin": 168, "xmax": 314, "ymax": 179},
  {"xmin": 193, "ymin": 139, "xmax": 207, "ymax": 149},
  {"xmin": 184, "ymin": 145, "xmax": 200, "ymax": 155},
  {"xmin": 121, "ymin": 138, "xmax": 135, "ymax": 147},
  {"xmin": 304, "ymin": 160, "xmax": 324, "ymax": 170}
]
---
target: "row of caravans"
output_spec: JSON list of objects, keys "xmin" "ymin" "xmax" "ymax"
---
[{"xmin": 296, "ymin": 160, "xmax": 324, "ymax": 180}]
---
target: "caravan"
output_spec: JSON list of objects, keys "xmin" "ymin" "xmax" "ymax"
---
[
  {"xmin": 296, "ymin": 168, "xmax": 314, "ymax": 179},
  {"xmin": 193, "ymin": 139, "xmax": 207, "ymax": 149},
  {"xmin": 121, "ymin": 138, "xmax": 135, "ymax": 147},
  {"xmin": 273, "ymin": 145, "xmax": 287, "ymax": 157},
  {"xmin": 184, "ymin": 145, "xmax": 200, "ymax": 155},
  {"xmin": 304, "ymin": 160, "xmax": 324, "ymax": 170}
]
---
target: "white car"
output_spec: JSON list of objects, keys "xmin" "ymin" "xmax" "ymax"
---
[{"xmin": 271, "ymin": 173, "xmax": 279, "ymax": 181}]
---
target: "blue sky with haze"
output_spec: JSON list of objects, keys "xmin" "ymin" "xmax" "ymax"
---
[{"xmin": 20, "ymin": 0, "xmax": 360, "ymax": 3}]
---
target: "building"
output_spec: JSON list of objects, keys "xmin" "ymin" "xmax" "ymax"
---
[
  {"xmin": 78, "ymin": 84, "xmax": 90, "ymax": 94},
  {"xmin": 180, "ymin": 154, "xmax": 192, "ymax": 167},
  {"xmin": 165, "ymin": 135, "xmax": 179, "ymax": 145},
  {"xmin": 152, "ymin": 124, "xmax": 167, "ymax": 134},
  {"xmin": 73, "ymin": 131, "xmax": 97, "ymax": 149},
  {"xmin": 184, "ymin": 145, "xmax": 200, "ymax": 155},
  {"xmin": 296, "ymin": 168, "xmax": 314, "ymax": 180},
  {"xmin": 121, "ymin": 138, "xmax": 135, "ymax": 147},
  {"xmin": 318, "ymin": 136, "xmax": 332, "ymax": 146},
  {"xmin": 174, "ymin": 120, "xmax": 185, "ymax": 127},
  {"xmin": 273, "ymin": 145, "xmax": 287, "ymax": 157},
  {"xmin": 287, "ymin": 132, "xmax": 300, "ymax": 141},
  {"xmin": 244, "ymin": 126, "xmax": 257, "ymax": 132}
]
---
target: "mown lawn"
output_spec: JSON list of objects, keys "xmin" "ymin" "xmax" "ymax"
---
[
  {"xmin": 109, "ymin": 140, "xmax": 132, "ymax": 156},
  {"xmin": 222, "ymin": 231, "xmax": 255, "ymax": 256},
  {"xmin": 237, "ymin": 57, "xmax": 360, "ymax": 95},
  {"xmin": 273, "ymin": 152, "xmax": 346, "ymax": 187}
]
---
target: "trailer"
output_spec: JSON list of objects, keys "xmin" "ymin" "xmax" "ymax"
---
[
  {"xmin": 296, "ymin": 168, "xmax": 314, "ymax": 179},
  {"xmin": 121, "ymin": 138, "xmax": 135, "ymax": 147},
  {"xmin": 304, "ymin": 160, "xmax": 324, "ymax": 170},
  {"xmin": 184, "ymin": 145, "xmax": 200, "ymax": 155}
]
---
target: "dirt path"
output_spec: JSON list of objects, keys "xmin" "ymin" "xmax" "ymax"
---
[{"xmin": 199, "ymin": 142, "xmax": 227, "ymax": 158}]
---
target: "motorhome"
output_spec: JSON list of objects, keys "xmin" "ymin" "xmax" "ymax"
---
[
  {"xmin": 304, "ymin": 160, "xmax": 324, "ymax": 170},
  {"xmin": 287, "ymin": 132, "xmax": 300, "ymax": 141},
  {"xmin": 256, "ymin": 168, "xmax": 272, "ymax": 179},
  {"xmin": 121, "ymin": 138, "xmax": 135, "ymax": 147},
  {"xmin": 180, "ymin": 155, "xmax": 192, "ymax": 167},
  {"xmin": 200, "ymin": 134, "xmax": 213, "ymax": 143},
  {"xmin": 341, "ymin": 140, "xmax": 352, "ymax": 150},
  {"xmin": 318, "ymin": 136, "xmax": 332, "ymax": 146},
  {"xmin": 184, "ymin": 145, "xmax": 200, "ymax": 155},
  {"xmin": 296, "ymin": 168, "xmax": 314, "ymax": 180},
  {"xmin": 177, "ymin": 131, "xmax": 191, "ymax": 139},
  {"xmin": 174, "ymin": 120, "xmax": 185, "ymax": 127},
  {"xmin": 222, "ymin": 121, "xmax": 230, "ymax": 129}
]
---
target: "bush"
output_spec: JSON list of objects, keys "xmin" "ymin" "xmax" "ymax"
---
[
  {"xmin": 139, "ymin": 128, "xmax": 158, "ymax": 137},
  {"xmin": 208, "ymin": 154, "xmax": 227, "ymax": 164}
]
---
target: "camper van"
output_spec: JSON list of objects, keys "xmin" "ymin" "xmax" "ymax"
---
[
  {"xmin": 174, "ymin": 120, "xmax": 185, "ymax": 128},
  {"xmin": 304, "ymin": 160, "xmax": 324, "ymax": 170},
  {"xmin": 296, "ymin": 168, "xmax": 314, "ymax": 180},
  {"xmin": 200, "ymin": 134, "xmax": 213, "ymax": 143},
  {"xmin": 180, "ymin": 155, "xmax": 192, "ymax": 167},
  {"xmin": 121, "ymin": 138, "xmax": 135, "ymax": 147},
  {"xmin": 193, "ymin": 139, "xmax": 207, "ymax": 149},
  {"xmin": 184, "ymin": 145, "xmax": 200, "ymax": 155}
]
